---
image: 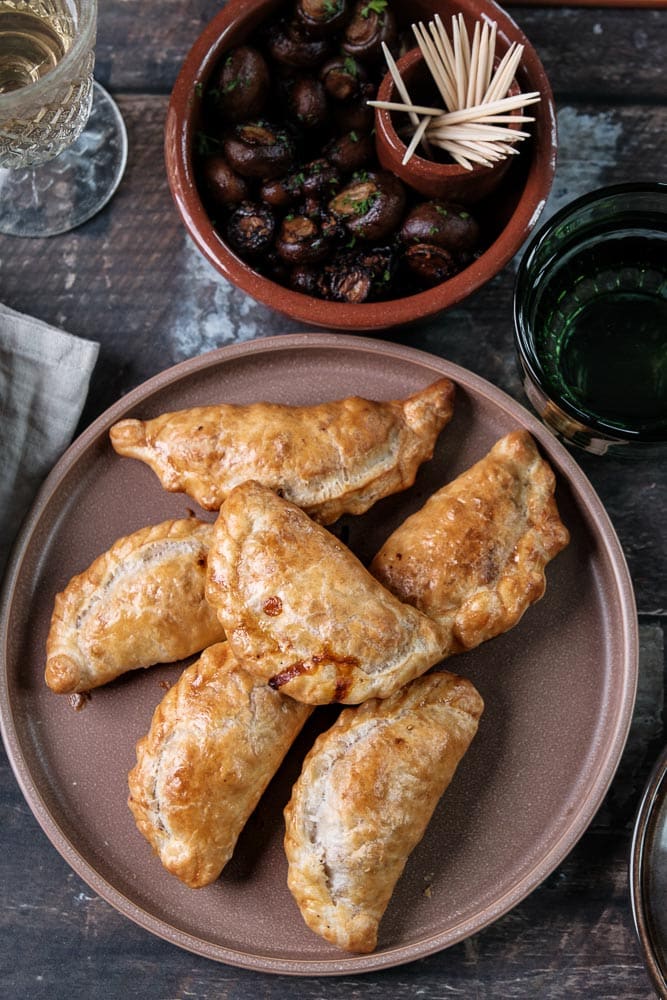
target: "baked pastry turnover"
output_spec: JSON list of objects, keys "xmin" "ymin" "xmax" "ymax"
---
[
  {"xmin": 205, "ymin": 480, "xmax": 445, "ymax": 705},
  {"xmin": 108, "ymin": 379, "xmax": 455, "ymax": 524},
  {"xmin": 45, "ymin": 518, "xmax": 225, "ymax": 693},
  {"xmin": 128, "ymin": 642, "xmax": 312, "ymax": 888},
  {"xmin": 370, "ymin": 430, "xmax": 570, "ymax": 654},
  {"xmin": 284, "ymin": 671, "xmax": 483, "ymax": 953}
]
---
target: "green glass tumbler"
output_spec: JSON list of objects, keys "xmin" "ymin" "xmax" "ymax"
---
[{"xmin": 514, "ymin": 182, "xmax": 666, "ymax": 454}]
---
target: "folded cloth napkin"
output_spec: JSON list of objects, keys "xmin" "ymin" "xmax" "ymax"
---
[{"xmin": 0, "ymin": 303, "xmax": 99, "ymax": 576}]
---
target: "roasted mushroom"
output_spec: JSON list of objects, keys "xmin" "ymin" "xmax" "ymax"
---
[
  {"xmin": 223, "ymin": 122, "xmax": 296, "ymax": 179},
  {"xmin": 298, "ymin": 158, "xmax": 341, "ymax": 199},
  {"xmin": 319, "ymin": 54, "xmax": 365, "ymax": 103},
  {"xmin": 402, "ymin": 243, "xmax": 461, "ymax": 286},
  {"xmin": 266, "ymin": 19, "xmax": 330, "ymax": 69},
  {"xmin": 342, "ymin": 0, "xmax": 398, "ymax": 63},
  {"xmin": 259, "ymin": 176, "xmax": 299, "ymax": 209},
  {"xmin": 284, "ymin": 76, "xmax": 329, "ymax": 130},
  {"xmin": 400, "ymin": 201, "xmax": 481, "ymax": 255},
  {"xmin": 276, "ymin": 210, "xmax": 339, "ymax": 265},
  {"xmin": 324, "ymin": 129, "xmax": 374, "ymax": 172},
  {"xmin": 328, "ymin": 170, "xmax": 406, "ymax": 242},
  {"xmin": 225, "ymin": 201, "xmax": 277, "ymax": 258},
  {"xmin": 289, "ymin": 264, "xmax": 320, "ymax": 295},
  {"xmin": 211, "ymin": 46, "xmax": 270, "ymax": 122},
  {"xmin": 260, "ymin": 159, "xmax": 341, "ymax": 208},
  {"xmin": 331, "ymin": 79, "xmax": 375, "ymax": 133},
  {"xmin": 295, "ymin": 0, "xmax": 349, "ymax": 37},
  {"xmin": 200, "ymin": 156, "xmax": 249, "ymax": 208},
  {"xmin": 319, "ymin": 245, "xmax": 396, "ymax": 302}
]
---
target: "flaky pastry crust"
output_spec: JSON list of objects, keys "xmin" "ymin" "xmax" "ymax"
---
[
  {"xmin": 284, "ymin": 671, "xmax": 483, "ymax": 953},
  {"xmin": 205, "ymin": 480, "xmax": 445, "ymax": 705},
  {"xmin": 108, "ymin": 379, "xmax": 455, "ymax": 524},
  {"xmin": 45, "ymin": 518, "xmax": 225, "ymax": 693},
  {"xmin": 128, "ymin": 642, "xmax": 312, "ymax": 888},
  {"xmin": 370, "ymin": 430, "xmax": 570, "ymax": 654}
]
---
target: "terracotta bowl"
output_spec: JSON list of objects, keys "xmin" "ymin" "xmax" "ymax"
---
[
  {"xmin": 165, "ymin": 0, "xmax": 557, "ymax": 331},
  {"xmin": 375, "ymin": 47, "xmax": 521, "ymax": 204}
]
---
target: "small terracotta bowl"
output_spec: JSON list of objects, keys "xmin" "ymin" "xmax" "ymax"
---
[
  {"xmin": 165, "ymin": 0, "xmax": 557, "ymax": 331},
  {"xmin": 375, "ymin": 47, "xmax": 520, "ymax": 204}
]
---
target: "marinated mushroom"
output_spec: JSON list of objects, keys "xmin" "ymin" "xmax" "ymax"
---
[
  {"xmin": 342, "ymin": 0, "xmax": 398, "ymax": 63},
  {"xmin": 328, "ymin": 170, "xmax": 406, "ymax": 242},
  {"xmin": 403, "ymin": 243, "xmax": 460, "ymax": 286},
  {"xmin": 331, "ymin": 80, "xmax": 375, "ymax": 132},
  {"xmin": 285, "ymin": 76, "xmax": 329, "ymax": 130},
  {"xmin": 211, "ymin": 46, "xmax": 270, "ymax": 122},
  {"xmin": 319, "ymin": 54, "xmax": 365, "ymax": 103},
  {"xmin": 259, "ymin": 176, "xmax": 299, "ymax": 208},
  {"xmin": 324, "ymin": 129, "xmax": 374, "ymax": 172},
  {"xmin": 266, "ymin": 19, "xmax": 331, "ymax": 69},
  {"xmin": 295, "ymin": 0, "xmax": 349, "ymax": 37},
  {"xmin": 275, "ymin": 211, "xmax": 338, "ymax": 264},
  {"xmin": 400, "ymin": 201, "xmax": 481, "ymax": 254},
  {"xmin": 260, "ymin": 159, "xmax": 341, "ymax": 208},
  {"xmin": 289, "ymin": 264, "xmax": 320, "ymax": 295},
  {"xmin": 200, "ymin": 155, "xmax": 249, "ymax": 207},
  {"xmin": 318, "ymin": 245, "xmax": 395, "ymax": 302},
  {"xmin": 225, "ymin": 201, "xmax": 277, "ymax": 257},
  {"xmin": 223, "ymin": 122, "xmax": 296, "ymax": 179}
]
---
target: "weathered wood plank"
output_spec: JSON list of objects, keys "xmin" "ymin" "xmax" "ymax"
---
[{"xmin": 92, "ymin": 2, "xmax": 667, "ymax": 103}]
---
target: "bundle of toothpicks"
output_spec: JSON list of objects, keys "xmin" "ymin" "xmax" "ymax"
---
[{"xmin": 368, "ymin": 13, "xmax": 541, "ymax": 170}]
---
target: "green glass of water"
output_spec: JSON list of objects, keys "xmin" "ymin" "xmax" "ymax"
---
[{"xmin": 514, "ymin": 183, "xmax": 666, "ymax": 454}]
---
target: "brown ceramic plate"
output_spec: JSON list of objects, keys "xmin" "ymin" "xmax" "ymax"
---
[{"xmin": 0, "ymin": 334, "xmax": 637, "ymax": 975}]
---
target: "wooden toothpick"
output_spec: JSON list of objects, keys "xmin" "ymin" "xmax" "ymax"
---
[{"xmin": 374, "ymin": 13, "xmax": 541, "ymax": 169}]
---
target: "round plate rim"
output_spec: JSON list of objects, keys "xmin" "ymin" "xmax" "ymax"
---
[
  {"xmin": 0, "ymin": 332, "xmax": 638, "ymax": 975},
  {"xmin": 630, "ymin": 744, "xmax": 667, "ymax": 999}
]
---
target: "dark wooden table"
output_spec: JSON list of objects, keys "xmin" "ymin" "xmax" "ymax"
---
[{"xmin": 1, "ymin": 1, "xmax": 665, "ymax": 996}]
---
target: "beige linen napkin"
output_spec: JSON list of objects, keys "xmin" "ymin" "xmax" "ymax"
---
[{"xmin": 0, "ymin": 303, "xmax": 99, "ymax": 574}]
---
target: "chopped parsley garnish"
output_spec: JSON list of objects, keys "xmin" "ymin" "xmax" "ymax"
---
[
  {"xmin": 349, "ymin": 193, "xmax": 378, "ymax": 215},
  {"xmin": 361, "ymin": 0, "xmax": 387, "ymax": 18}
]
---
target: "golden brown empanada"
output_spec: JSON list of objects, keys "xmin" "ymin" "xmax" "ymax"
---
[
  {"xmin": 108, "ymin": 379, "xmax": 455, "ymax": 524},
  {"xmin": 45, "ymin": 518, "xmax": 225, "ymax": 694},
  {"xmin": 370, "ymin": 430, "xmax": 570, "ymax": 654},
  {"xmin": 284, "ymin": 670, "xmax": 483, "ymax": 953},
  {"xmin": 205, "ymin": 480, "xmax": 445, "ymax": 705},
  {"xmin": 128, "ymin": 642, "xmax": 312, "ymax": 888}
]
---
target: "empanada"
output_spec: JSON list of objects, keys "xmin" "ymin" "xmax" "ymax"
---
[
  {"xmin": 205, "ymin": 480, "xmax": 445, "ymax": 705},
  {"xmin": 370, "ymin": 430, "xmax": 570, "ymax": 653},
  {"xmin": 284, "ymin": 670, "xmax": 483, "ymax": 953},
  {"xmin": 128, "ymin": 642, "xmax": 312, "ymax": 888},
  {"xmin": 109, "ymin": 379, "xmax": 455, "ymax": 524},
  {"xmin": 45, "ymin": 519, "xmax": 225, "ymax": 694}
]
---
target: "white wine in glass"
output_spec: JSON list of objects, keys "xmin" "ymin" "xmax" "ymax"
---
[{"xmin": 0, "ymin": 0, "xmax": 127, "ymax": 237}]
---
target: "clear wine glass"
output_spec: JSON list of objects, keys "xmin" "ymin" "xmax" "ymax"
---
[{"xmin": 0, "ymin": 0, "xmax": 127, "ymax": 237}]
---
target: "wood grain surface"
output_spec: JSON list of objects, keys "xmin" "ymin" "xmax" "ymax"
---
[{"xmin": 0, "ymin": 1, "xmax": 665, "ymax": 997}]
